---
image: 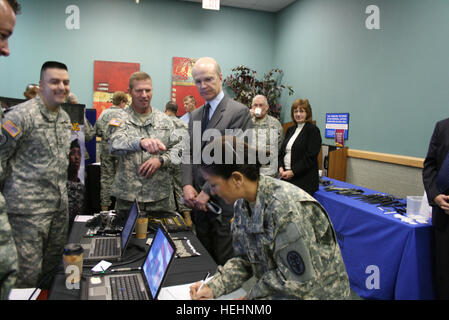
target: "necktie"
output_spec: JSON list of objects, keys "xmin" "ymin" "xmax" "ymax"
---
[
  {"xmin": 201, "ymin": 103, "xmax": 211, "ymax": 135},
  {"xmin": 436, "ymin": 152, "xmax": 449, "ymax": 194}
]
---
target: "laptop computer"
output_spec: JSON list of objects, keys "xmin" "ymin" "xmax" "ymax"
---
[
  {"xmin": 81, "ymin": 200, "xmax": 140, "ymax": 263},
  {"xmin": 82, "ymin": 226, "xmax": 176, "ymax": 300}
]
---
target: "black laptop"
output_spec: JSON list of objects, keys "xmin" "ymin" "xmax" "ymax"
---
[
  {"xmin": 82, "ymin": 226, "xmax": 176, "ymax": 300},
  {"xmin": 81, "ymin": 200, "xmax": 140, "ymax": 263}
]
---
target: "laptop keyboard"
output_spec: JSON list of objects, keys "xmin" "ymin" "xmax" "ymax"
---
[
  {"xmin": 93, "ymin": 238, "xmax": 120, "ymax": 257},
  {"xmin": 110, "ymin": 274, "xmax": 147, "ymax": 300}
]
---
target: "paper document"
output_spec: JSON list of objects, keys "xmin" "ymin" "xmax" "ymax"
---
[
  {"xmin": 9, "ymin": 288, "xmax": 41, "ymax": 300},
  {"xmin": 74, "ymin": 215, "xmax": 94, "ymax": 222},
  {"xmin": 158, "ymin": 282, "xmax": 247, "ymax": 300}
]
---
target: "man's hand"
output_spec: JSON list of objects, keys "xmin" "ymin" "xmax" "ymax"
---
[
  {"xmin": 280, "ymin": 169, "xmax": 294, "ymax": 180},
  {"xmin": 140, "ymin": 138, "xmax": 166, "ymax": 154},
  {"xmin": 183, "ymin": 185, "xmax": 198, "ymax": 208},
  {"xmin": 195, "ymin": 191, "xmax": 210, "ymax": 212},
  {"xmin": 434, "ymin": 194, "xmax": 449, "ymax": 212},
  {"xmin": 139, "ymin": 157, "xmax": 162, "ymax": 178}
]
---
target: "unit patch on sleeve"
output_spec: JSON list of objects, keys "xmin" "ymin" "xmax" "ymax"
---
[
  {"xmin": 287, "ymin": 251, "xmax": 305, "ymax": 275},
  {"xmin": 2, "ymin": 120, "xmax": 21, "ymax": 138},
  {"xmin": 108, "ymin": 118, "xmax": 122, "ymax": 127}
]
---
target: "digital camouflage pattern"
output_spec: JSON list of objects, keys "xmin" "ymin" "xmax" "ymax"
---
[
  {"xmin": 1, "ymin": 96, "xmax": 72, "ymax": 214},
  {"xmin": 108, "ymin": 107, "xmax": 181, "ymax": 207},
  {"xmin": 0, "ymin": 107, "xmax": 18, "ymax": 299},
  {"xmin": 94, "ymin": 105, "xmax": 123, "ymax": 207},
  {"xmin": 207, "ymin": 175, "xmax": 350, "ymax": 300},
  {"xmin": 167, "ymin": 115, "xmax": 191, "ymax": 213},
  {"xmin": 251, "ymin": 115, "xmax": 284, "ymax": 177},
  {"xmin": 0, "ymin": 96, "xmax": 71, "ymax": 288}
]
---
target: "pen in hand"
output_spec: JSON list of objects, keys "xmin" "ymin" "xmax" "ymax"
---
[{"xmin": 197, "ymin": 271, "xmax": 210, "ymax": 293}]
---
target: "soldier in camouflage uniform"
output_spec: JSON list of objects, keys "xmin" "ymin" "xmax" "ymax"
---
[
  {"xmin": 164, "ymin": 101, "xmax": 192, "ymax": 227},
  {"xmin": 0, "ymin": 107, "xmax": 18, "ymax": 299},
  {"xmin": 190, "ymin": 136, "xmax": 350, "ymax": 300},
  {"xmin": 94, "ymin": 91, "xmax": 128, "ymax": 211},
  {"xmin": 0, "ymin": 0, "xmax": 20, "ymax": 299},
  {"xmin": 0, "ymin": 61, "xmax": 72, "ymax": 288},
  {"xmin": 250, "ymin": 95, "xmax": 284, "ymax": 178},
  {"xmin": 108, "ymin": 72, "xmax": 181, "ymax": 224}
]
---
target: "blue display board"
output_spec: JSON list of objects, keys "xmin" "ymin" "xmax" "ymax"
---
[{"xmin": 325, "ymin": 113, "xmax": 349, "ymax": 139}]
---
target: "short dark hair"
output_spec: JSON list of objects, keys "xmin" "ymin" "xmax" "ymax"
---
[
  {"xmin": 40, "ymin": 61, "xmax": 68, "ymax": 80},
  {"xmin": 165, "ymin": 101, "xmax": 178, "ymax": 114},
  {"xmin": 6, "ymin": 0, "xmax": 21, "ymax": 14},
  {"xmin": 200, "ymin": 136, "xmax": 261, "ymax": 182}
]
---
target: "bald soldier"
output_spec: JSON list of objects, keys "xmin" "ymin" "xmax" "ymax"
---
[{"xmin": 250, "ymin": 94, "xmax": 284, "ymax": 178}]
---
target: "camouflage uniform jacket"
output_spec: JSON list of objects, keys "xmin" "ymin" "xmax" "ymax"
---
[
  {"xmin": 0, "ymin": 96, "xmax": 72, "ymax": 214},
  {"xmin": 108, "ymin": 107, "xmax": 181, "ymax": 203},
  {"xmin": 0, "ymin": 108, "xmax": 18, "ymax": 300},
  {"xmin": 252, "ymin": 115, "xmax": 284, "ymax": 177},
  {"xmin": 208, "ymin": 175, "xmax": 350, "ymax": 300},
  {"xmin": 95, "ymin": 105, "xmax": 123, "ymax": 148}
]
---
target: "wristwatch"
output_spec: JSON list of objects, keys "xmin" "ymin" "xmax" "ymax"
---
[{"xmin": 158, "ymin": 156, "xmax": 164, "ymax": 167}]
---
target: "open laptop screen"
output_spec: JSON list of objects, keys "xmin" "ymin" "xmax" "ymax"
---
[
  {"xmin": 121, "ymin": 201, "xmax": 139, "ymax": 249},
  {"xmin": 142, "ymin": 228, "xmax": 175, "ymax": 299}
]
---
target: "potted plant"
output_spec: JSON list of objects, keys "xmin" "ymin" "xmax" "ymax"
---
[{"xmin": 224, "ymin": 65, "xmax": 294, "ymax": 120}]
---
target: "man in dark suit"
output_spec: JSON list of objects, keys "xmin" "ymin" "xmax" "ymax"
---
[
  {"xmin": 182, "ymin": 57, "xmax": 253, "ymax": 265},
  {"xmin": 423, "ymin": 117, "xmax": 449, "ymax": 300}
]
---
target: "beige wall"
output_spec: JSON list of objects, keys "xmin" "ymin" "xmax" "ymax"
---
[{"xmin": 346, "ymin": 157, "xmax": 425, "ymax": 199}]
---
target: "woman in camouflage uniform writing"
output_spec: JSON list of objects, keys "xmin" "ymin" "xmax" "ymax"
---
[{"xmin": 190, "ymin": 136, "xmax": 350, "ymax": 300}]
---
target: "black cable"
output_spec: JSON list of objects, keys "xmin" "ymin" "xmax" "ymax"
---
[{"xmin": 28, "ymin": 265, "xmax": 63, "ymax": 300}]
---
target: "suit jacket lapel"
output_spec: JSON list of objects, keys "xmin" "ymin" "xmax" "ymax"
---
[
  {"xmin": 207, "ymin": 96, "xmax": 226, "ymax": 130},
  {"xmin": 293, "ymin": 122, "xmax": 309, "ymax": 147}
]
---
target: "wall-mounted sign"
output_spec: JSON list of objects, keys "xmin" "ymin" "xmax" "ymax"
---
[
  {"xmin": 202, "ymin": 0, "xmax": 220, "ymax": 10},
  {"xmin": 325, "ymin": 113, "xmax": 349, "ymax": 140}
]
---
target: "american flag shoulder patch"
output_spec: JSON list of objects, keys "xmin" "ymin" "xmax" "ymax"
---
[
  {"xmin": 2, "ymin": 120, "xmax": 21, "ymax": 138},
  {"xmin": 108, "ymin": 118, "xmax": 122, "ymax": 127}
]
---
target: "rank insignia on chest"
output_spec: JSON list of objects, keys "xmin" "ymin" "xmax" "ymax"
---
[
  {"xmin": 2, "ymin": 120, "xmax": 21, "ymax": 138},
  {"xmin": 108, "ymin": 118, "xmax": 122, "ymax": 127}
]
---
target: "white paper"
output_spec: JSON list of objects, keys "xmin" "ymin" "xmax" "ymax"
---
[
  {"xmin": 158, "ymin": 281, "xmax": 247, "ymax": 300},
  {"xmin": 74, "ymin": 215, "xmax": 94, "ymax": 222},
  {"xmin": 8, "ymin": 288, "xmax": 41, "ymax": 300},
  {"xmin": 91, "ymin": 260, "xmax": 112, "ymax": 273}
]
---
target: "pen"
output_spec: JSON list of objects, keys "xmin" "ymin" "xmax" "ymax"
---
[{"xmin": 198, "ymin": 271, "xmax": 210, "ymax": 292}]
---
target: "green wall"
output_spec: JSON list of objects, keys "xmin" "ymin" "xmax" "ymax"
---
[
  {"xmin": 275, "ymin": 0, "xmax": 449, "ymax": 157},
  {"xmin": 1, "ymin": 0, "xmax": 448, "ymax": 158},
  {"xmin": 0, "ymin": 0, "xmax": 274, "ymax": 113}
]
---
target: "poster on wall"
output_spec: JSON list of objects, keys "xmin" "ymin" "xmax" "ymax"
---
[
  {"xmin": 93, "ymin": 60, "xmax": 140, "ymax": 119},
  {"xmin": 61, "ymin": 103, "xmax": 86, "ymax": 184},
  {"xmin": 171, "ymin": 57, "xmax": 205, "ymax": 116},
  {"xmin": 325, "ymin": 113, "xmax": 349, "ymax": 140}
]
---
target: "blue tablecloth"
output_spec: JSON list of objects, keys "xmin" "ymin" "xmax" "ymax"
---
[{"xmin": 314, "ymin": 177, "xmax": 435, "ymax": 300}]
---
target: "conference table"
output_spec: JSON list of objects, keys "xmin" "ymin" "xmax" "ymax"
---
[
  {"xmin": 314, "ymin": 177, "xmax": 435, "ymax": 300},
  {"xmin": 48, "ymin": 218, "xmax": 217, "ymax": 300}
]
